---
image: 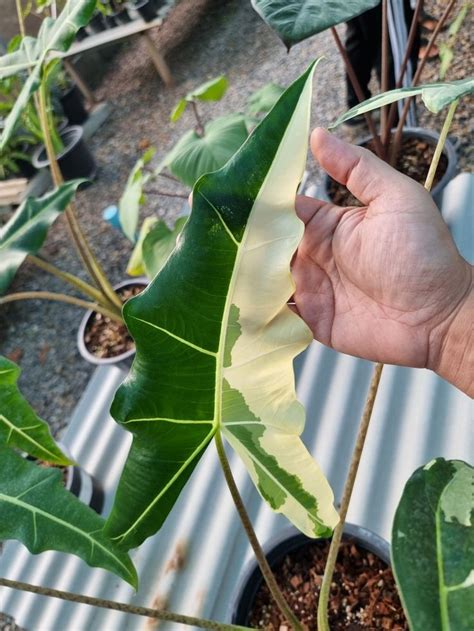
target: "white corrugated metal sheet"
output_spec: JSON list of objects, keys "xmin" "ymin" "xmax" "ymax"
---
[{"xmin": 1, "ymin": 173, "xmax": 473, "ymax": 630}]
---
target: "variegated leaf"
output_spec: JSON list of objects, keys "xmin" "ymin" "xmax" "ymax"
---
[{"xmin": 104, "ymin": 60, "xmax": 338, "ymax": 551}]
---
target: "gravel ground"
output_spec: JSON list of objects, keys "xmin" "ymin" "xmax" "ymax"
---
[{"xmin": 0, "ymin": 0, "xmax": 471, "ymax": 628}]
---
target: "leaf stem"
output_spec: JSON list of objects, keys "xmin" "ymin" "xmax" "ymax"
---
[
  {"xmin": 380, "ymin": 0, "xmax": 389, "ymax": 140},
  {"xmin": 0, "ymin": 291, "xmax": 123, "ymax": 323},
  {"xmin": 317, "ymin": 362, "xmax": 384, "ymax": 631},
  {"xmin": 424, "ymin": 99, "xmax": 458, "ymax": 192},
  {"xmin": 331, "ymin": 27, "xmax": 385, "ymax": 159},
  {"xmin": 27, "ymin": 254, "xmax": 122, "ymax": 317},
  {"xmin": 191, "ymin": 100, "xmax": 205, "ymax": 137},
  {"xmin": 0, "ymin": 578, "xmax": 252, "ymax": 631},
  {"xmin": 214, "ymin": 431, "xmax": 303, "ymax": 631},
  {"xmin": 15, "ymin": 0, "xmax": 25, "ymax": 37},
  {"xmin": 145, "ymin": 188, "xmax": 188, "ymax": 199}
]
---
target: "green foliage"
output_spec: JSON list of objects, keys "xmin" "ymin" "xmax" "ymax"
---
[
  {"xmin": 246, "ymin": 82, "xmax": 285, "ymax": 117},
  {"xmin": 0, "ymin": 0, "xmax": 96, "ymax": 148},
  {"xmin": 330, "ymin": 78, "xmax": 474, "ymax": 127},
  {"xmin": 162, "ymin": 113, "xmax": 249, "ymax": 187},
  {"xmin": 118, "ymin": 148, "xmax": 155, "ymax": 243},
  {"xmin": 0, "ymin": 446, "xmax": 137, "ymax": 587},
  {"xmin": 0, "ymin": 180, "xmax": 81, "ymax": 295},
  {"xmin": 142, "ymin": 216, "xmax": 187, "ymax": 279},
  {"xmin": 104, "ymin": 60, "xmax": 338, "ymax": 551},
  {"xmin": 126, "ymin": 216, "xmax": 158, "ymax": 277},
  {"xmin": 251, "ymin": 0, "xmax": 380, "ymax": 48},
  {"xmin": 439, "ymin": 2, "xmax": 472, "ymax": 80},
  {"xmin": 170, "ymin": 76, "xmax": 229, "ymax": 122},
  {"xmin": 0, "ymin": 356, "xmax": 71, "ymax": 464},
  {"xmin": 392, "ymin": 459, "xmax": 474, "ymax": 630}
]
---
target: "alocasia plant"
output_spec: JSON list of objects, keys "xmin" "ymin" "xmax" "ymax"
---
[
  {"xmin": 392, "ymin": 459, "xmax": 474, "ymax": 631},
  {"xmin": 104, "ymin": 59, "xmax": 339, "ymax": 551}
]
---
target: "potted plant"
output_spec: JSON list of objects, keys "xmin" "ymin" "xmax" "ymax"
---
[
  {"xmin": 133, "ymin": 0, "xmax": 158, "ymax": 23},
  {"xmin": 0, "ymin": 54, "xmax": 472, "ymax": 630},
  {"xmin": 0, "ymin": 0, "xmax": 143, "ymax": 366},
  {"xmin": 251, "ymin": 0, "xmax": 460, "ymax": 203}
]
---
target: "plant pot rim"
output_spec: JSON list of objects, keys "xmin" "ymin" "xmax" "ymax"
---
[
  {"xmin": 229, "ymin": 523, "xmax": 390, "ymax": 625},
  {"xmin": 324, "ymin": 126, "xmax": 457, "ymax": 201},
  {"xmin": 76, "ymin": 277, "xmax": 148, "ymax": 366},
  {"xmin": 32, "ymin": 125, "xmax": 84, "ymax": 168}
]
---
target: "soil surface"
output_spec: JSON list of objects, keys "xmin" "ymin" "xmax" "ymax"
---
[
  {"xmin": 328, "ymin": 135, "xmax": 449, "ymax": 207},
  {"xmin": 248, "ymin": 539, "xmax": 408, "ymax": 630},
  {"xmin": 84, "ymin": 283, "xmax": 144, "ymax": 359}
]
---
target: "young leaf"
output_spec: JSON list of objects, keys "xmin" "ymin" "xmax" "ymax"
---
[
  {"xmin": 0, "ymin": 356, "xmax": 71, "ymax": 464},
  {"xmin": 0, "ymin": 0, "xmax": 96, "ymax": 148},
  {"xmin": 118, "ymin": 149, "xmax": 155, "ymax": 243},
  {"xmin": 126, "ymin": 217, "xmax": 158, "ymax": 277},
  {"xmin": 104, "ymin": 59, "xmax": 338, "ymax": 551},
  {"xmin": 188, "ymin": 75, "xmax": 228, "ymax": 102},
  {"xmin": 392, "ymin": 459, "xmax": 474, "ymax": 631},
  {"xmin": 251, "ymin": 0, "xmax": 380, "ymax": 48},
  {"xmin": 170, "ymin": 98, "xmax": 187, "ymax": 123},
  {"xmin": 246, "ymin": 82, "xmax": 285, "ymax": 117},
  {"xmin": 0, "ymin": 446, "xmax": 138, "ymax": 588},
  {"xmin": 330, "ymin": 77, "xmax": 474, "ymax": 127},
  {"xmin": 142, "ymin": 216, "xmax": 187, "ymax": 279},
  {"xmin": 0, "ymin": 180, "xmax": 81, "ymax": 295},
  {"xmin": 162, "ymin": 113, "xmax": 249, "ymax": 187}
]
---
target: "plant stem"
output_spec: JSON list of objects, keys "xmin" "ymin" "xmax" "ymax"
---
[
  {"xmin": 0, "ymin": 578, "xmax": 252, "ymax": 631},
  {"xmin": 214, "ymin": 431, "xmax": 303, "ymax": 631},
  {"xmin": 383, "ymin": 0, "xmax": 424, "ymax": 146},
  {"xmin": 424, "ymin": 99, "xmax": 458, "ymax": 192},
  {"xmin": 37, "ymin": 81, "xmax": 123, "ymax": 312},
  {"xmin": 389, "ymin": 0, "xmax": 456, "ymax": 165},
  {"xmin": 157, "ymin": 171, "xmax": 180, "ymax": 183},
  {"xmin": 380, "ymin": 0, "xmax": 389, "ymax": 140},
  {"xmin": 27, "ymin": 254, "xmax": 122, "ymax": 317},
  {"xmin": 0, "ymin": 292, "xmax": 123, "ymax": 323},
  {"xmin": 331, "ymin": 27, "xmax": 385, "ymax": 160},
  {"xmin": 317, "ymin": 362, "xmax": 384, "ymax": 631},
  {"xmin": 15, "ymin": 0, "xmax": 25, "ymax": 36},
  {"xmin": 145, "ymin": 188, "xmax": 188, "ymax": 199},
  {"xmin": 191, "ymin": 100, "xmax": 205, "ymax": 136}
]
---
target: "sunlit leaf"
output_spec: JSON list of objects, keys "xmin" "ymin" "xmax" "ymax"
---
[
  {"xmin": 118, "ymin": 149, "xmax": 155, "ymax": 243},
  {"xmin": 142, "ymin": 216, "xmax": 187, "ymax": 279},
  {"xmin": 126, "ymin": 217, "xmax": 158, "ymax": 277},
  {"xmin": 104, "ymin": 60, "xmax": 338, "ymax": 551},
  {"xmin": 246, "ymin": 82, "xmax": 285, "ymax": 116}
]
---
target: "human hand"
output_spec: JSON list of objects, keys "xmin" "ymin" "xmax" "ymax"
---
[{"xmin": 292, "ymin": 128, "xmax": 473, "ymax": 395}]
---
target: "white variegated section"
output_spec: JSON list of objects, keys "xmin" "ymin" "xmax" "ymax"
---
[{"xmin": 221, "ymin": 65, "xmax": 339, "ymax": 536}]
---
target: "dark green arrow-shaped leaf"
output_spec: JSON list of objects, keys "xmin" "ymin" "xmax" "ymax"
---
[
  {"xmin": 0, "ymin": 446, "xmax": 137, "ymax": 587},
  {"xmin": 0, "ymin": 180, "xmax": 81, "ymax": 295},
  {"xmin": 0, "ymin": 356, "xmax": 71, "ymax": 464},
  {"xmin": 252, "ymin": 0, "xmax": 380, "ymax": 48},
  {"xmin": 392, "ymin": 458, "xmax": 474, "ymax": 631},
  {"xmin": 104, "ymin": 60, "xmax": 338, "ymax": 551}
]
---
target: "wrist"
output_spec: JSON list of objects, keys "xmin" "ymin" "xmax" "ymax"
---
[{"xmin": 429, "ymin": 265, "xmax": 473, "ymax": 397}]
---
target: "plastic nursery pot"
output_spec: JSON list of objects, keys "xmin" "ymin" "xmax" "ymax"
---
[
  {"xmin": 75, "ymin": 26, "xmax": 88, "ymax": 41},
  {"xmin": 77, "ymin": 277, "xmax": 148, "ymax": 369},
  {"xmin": 114, "ymin": 7, "xmax": 132, "ymax": 24},
  {"xmin": 32, "ymin": 125, "xmax": 97, "ymax": 182},
  {"xmin": 134, "ymin": 0, "xmax": 158, "ymax": 22},
  {"xmin": 230, "ymin": 523, "xmax": 390, "ymax": 627},
  {"xmin": 59, "ymin": 84, "xmax": 89, "ymax": 125},
  {"xmin": 88, "ymin": 12, "xmax": 107, "ymax": 33},
  {"xmin": 324, "ymin": 126, "xmax": 458, "ymax": 206},
  {"xmin": 104, "ymin": 13, "xmax": 118, "ymax": 28}
]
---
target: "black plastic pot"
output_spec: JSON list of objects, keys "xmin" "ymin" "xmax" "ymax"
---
[
  {"xmin": 134, "ymin": 0, "xmax": 157, "ymax": 22},
  {"xmin": 230, "ymin": 524, "xmax": 390, "ymax": 626},
  {"xmin": 114, "ymin": 7, "xmax": 132, "ymax": 24},
  {"xmin": 32, "ymin": 125, "xmax": 97, "ymax": 182},
  {"xmin": 77, "ymin": 277, "xmax": 148, "ymax": 369},
  {"xmin": 88, "ymin": 12, "xmax": 107, "ymax": 33},
  {"xmin": 75, "ymin": 26, "xmax": 88, "ymax": 41},
  {"xmin": 323, "ymin": 127, "xmax": 457, "ymax": 205},
  {"xmin": 59, "ymin": 84, "xmax": 88, "ymax": 125},
  {"xmin": 104, "ymin": 14, "xmax": 118, "ymax": 28},
  {"xmin": 17, "ymin": 155, "xmax": 37, "ymax": 179}
]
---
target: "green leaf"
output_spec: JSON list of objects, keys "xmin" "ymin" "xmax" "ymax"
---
[
  {"xmin": 126, "ymin": 217, "xmax": 158, "ymax": 277},
  {"xmin": 0, "ymin": 446, "xmax": 138, "ymax": 587},
  {"xmin": 119, "ymin": 149, "xmax": 155, "ymax": 243},
  {"xmin": 246, "ymin": 82, "xmax": 285, "ymax": 117},
  {"xmin": 188, "ymin": 75, "xmax": 228, "ymax": 102},
  {"xmin": 0, "ymin": 356, "xmax": 71, "ymax": 464},
  {"xmin": 252, "ymin": 0, "xmax": 380, "ymax": 48},
  {"xmin": 142, "ymin": 216, "xmax": 187, "ymax": 279},
  {"xmin": 0, "ymin": 0, "xmax": 96, "ymax": 148},
  {"xmin": 104, "ymin": 59, "xmax": 338, "ymax": 551},
  {"xmin": 392, "ymin": 459, "xmax": 474, "ymax": 631},
  {"xmin": 162, "ymin": 114, "xmax": 249, "ymax": 188},
  {"xmin": 331, "ymin": 78, "xmax": 474, "ymax": 127},
  {"xmin": 170, "ymin": 98, "xmax": 187, "ymax": 123},
  {"xmin": 0, "ymin": 181, "xmax": 81, "ymax": 295}
]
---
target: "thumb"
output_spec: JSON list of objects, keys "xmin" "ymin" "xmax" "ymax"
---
[{"xmin": 310, "ymin": 127, "xmax": 419, "ymax": 207}]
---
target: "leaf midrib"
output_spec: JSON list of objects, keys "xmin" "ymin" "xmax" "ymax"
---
[{"xmin": 0, "ymin": 413, "xmax": 60, "ymax": 462}]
